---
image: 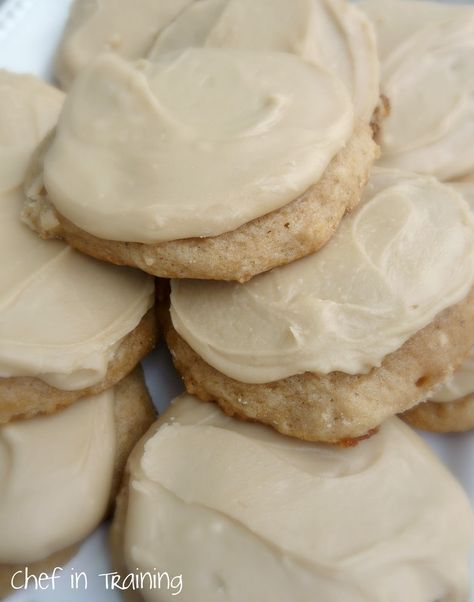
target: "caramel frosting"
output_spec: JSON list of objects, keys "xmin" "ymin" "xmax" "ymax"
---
[
  {"xmin": 431, "ymin": 182, "xmax": 474, "ymax": 404},
  {"xmin": 123, "ymin": 394, "xmax": 474, "ymax": 601},
  {"xmin": 43, "ymin": 49, "xmax": 353, "ymax": 243},
  {"xmin": 0, "ymin": 72, "xmax": 154, "ymax": 390},
  {"xmin": 0, "ymin": 389, "xmax": 115, "ymax": 564},
  {"xmin": 170, "ymin": 168, "xmax": 474, "ymax": 383},
  {"xmin": 0, "ymin": 71, "xmax": 63, "ymax": 193},
  {"xmin": 54, "ymin": 0, "xmax": 194, "ymax": 89},
  {"xmin": 149, "ymin": 0, "xmax": 379, "ymax": 122},
  {"xmin": 360, "ymin": 0, "xmax": 474, "ymax": 181}
]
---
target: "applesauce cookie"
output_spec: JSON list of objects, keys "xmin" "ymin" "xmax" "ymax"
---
[
  {"xmin": 110, "ymin": 395, "xmax": 474, "ymax": 602},
  {"xmin": 165, "ymin": 169, "xmax": 474, "ymax": 443},
  {"xmin": 25, "ymin": 46, "xmax": 378, "ymax": 282},
  {"xmin": 0, "ymin": 367, "xmax": 156, "ymax": 598},
  {"xmin": 0, "ymin": 71, "xmax": 156, "ymax": 423}
]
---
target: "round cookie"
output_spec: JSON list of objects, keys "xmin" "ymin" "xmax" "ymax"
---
[
  {"xmin": 165, "ymin": 291, "xmax": 474, "ymax": 444},
  {"xmin": 110, "ymin": 394, "xmax": 474, "ymax": 602},
  {"xmin": 25, "ymin": 49, "xmax": 378, "ymax": 282},
  {"xmin": 0, "ymin": 70, "xmax": 157, "ymax": 423},
  {"xmin": 165, "ymin": 169, "xmax": 474, "ymax": 443},
  {"xmin": 25, "ymin": 123, "xmax": 376, "ymax": 283},
  {"xmin": 0, "ymin": 367, "xmax": 156, "ymax": 598},
  {"xmin": 360, "ymin": 0, "xmax": 474, "ymax": 181},
  {"xmin": 54, "ymin": 0, "xmax": 195, "ymax": 89}
]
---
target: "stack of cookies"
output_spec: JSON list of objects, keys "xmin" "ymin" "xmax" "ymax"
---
[
  {"xmin": 1, "ymin": 0, "xmax": 474, "ymax": 600},
  {"xmin": 0, "ymin": 71, "xmax": 157, "ymax": 595}
]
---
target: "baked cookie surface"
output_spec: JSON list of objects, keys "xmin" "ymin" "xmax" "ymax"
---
[{"xmin": 403, "ymin": 394, "xmax": 474, "ymax": 433}]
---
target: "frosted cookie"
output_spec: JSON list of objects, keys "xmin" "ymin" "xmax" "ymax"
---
[
  {"xmin": 359, "ymin": 0, "xmax": 474, "ymax": 181},
  {"xmin": 24, "ymin": 49, "xmax": 378, "ymax": 282},
  {"xmin": 0, "ymin": 71, "xmax": 156, "ymax": 423},
  {"xmin": 165, "ymin": 168, "xmax": 474, "ymax": 443},
  {"xmin": 404, "ymin": 183, "xmax": 474, "ymax": 432},
  {"xmin": 110, "ymin": 394, "xmax": 474, "ymax": 602},
  {"xmin": 149, "ymin": 0, "xmax": 379, "ymax": 123},
  {"xmin": 54, "ymin": 0, "xmax": 194, "ymax": 89},
  {"xmin": 0, "ymin": 367, "xmax": 155, "ymax": 598}
]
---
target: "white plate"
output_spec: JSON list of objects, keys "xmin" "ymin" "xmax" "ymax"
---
[{"xmin": 1, "ymin": 1, "xmax": 473, "ymax": 600}]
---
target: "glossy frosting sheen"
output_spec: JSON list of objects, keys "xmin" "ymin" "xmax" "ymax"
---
[
  {"xmin": 0, "ymin": 390, "xmax": 115, "ymax": 563},
  {"xmin": 149, "ymin": 0, "xmax": 379, "ymax": 121},
  {"xmin": 123, "ymin": 395, "xmax": 474, "ymax": 602},
  {"xmin": 43, "ymin": 49, "xmax": 353, "ymax": 243},
  {"xmin": 55, "ymin": 0, "xmax": 194, "ymax": 88},
  {"xmin": 0, "ymin": 72, "xmax": 154, "ymax": 389},
  {"xmin": 171, "ymin": 169, "xmax": 474, "ymax": 383},
  {"xmin": 360, "ymin": 0, "xmax": 474, "ymax": 181},
  {"xmin": 431, "ymin": 183, "xmax": 474, "ymax": 403}
]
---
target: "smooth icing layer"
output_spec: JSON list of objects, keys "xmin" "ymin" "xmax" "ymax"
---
[
  {"xmin": 123, "ymin": 395, "xmax": 474, "ymax": 602},
  {"xmin": 360, "ymin": 0, "xmax": 474, "ymax": 181},
  {"xmin": 55, "ymin": 0, "xmax": 194, "ymax": 88},
  {"xmin": 149, "ymin": 0, "xmax": 379, "ymax": 122},
  {"xmin": 0, "ymin": 389, "xmax": 115, "ymax": 563},
  {"xmin": 43, "ymin": 50, "xmax": 353, "ymax": 243},
  {"xmin": 0, "ymin": 189, "xmax": 153, "ymax": 389},
  {"xmin": 0, "ymin": 72, "xmax": 154, "ymax": 389},
  {"xmin": 431, "ymin": 182, "xmax": 474, "ymax": 404},
  {"xmin": 171, "ymin": 168, "xmax": 474, "ymax": 383},
  {"xmin": 0, "ymin": 71, "xmax": 63, "ymax": 193}
]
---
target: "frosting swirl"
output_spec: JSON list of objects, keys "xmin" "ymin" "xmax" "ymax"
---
[
  {"xmin": 149, "ymin": 0, "xmax": 379, "ymax": 122},
  {"xmin": 43, "ymin": 49, "xmax": 353, "ymax": 243},
  {"xmin": 170, "ymin": 168, "xmax": 474, "ymax": 383},
  {"xmin": 122, "ymin": 395, "xmax": 474, "ymax": 602},
  {"xmin": 0, "ymin": 390, "xmax": 115, "ymax": 563},
  {"xmin": 360, "ymin": 0, "xmax": 474, "ymax": 181}
]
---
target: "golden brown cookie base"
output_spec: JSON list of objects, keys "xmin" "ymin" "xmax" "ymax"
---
[
  {"xmin": 0, "ymin": 366, "xmax": 155, "ymax": 599},
  {"xmin": 24, "ymin": 123, "xmax": 378, "ymax": 282},
  {"xmin": 402, "ymin": 394, "xmax": 474, "ymax": 433},
  {"xmin": 163, "ymin": 288, "xmax": 474, "ymax": 444},
  {"xmin": 0, "ymin": 308, "xmax": 156, "ymax": 424}
]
